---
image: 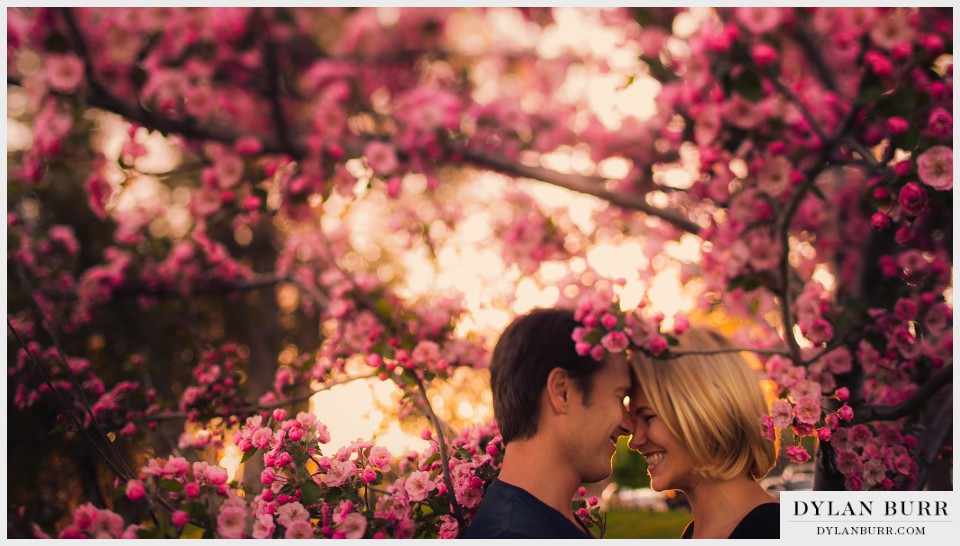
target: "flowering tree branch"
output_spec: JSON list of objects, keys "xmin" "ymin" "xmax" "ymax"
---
[
  {"xmin": 145, "ymin": 373, "xmax": 379, "ymax": 422},
  {"xmin": 853, "ymin": 367, "xmax": 953, "ymax": 423},
  {"xmin": 414, "ymin": 376, "xmax": 467, "ymax": 534}
]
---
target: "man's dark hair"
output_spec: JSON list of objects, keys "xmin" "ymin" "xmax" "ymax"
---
[{"xmin": 489, "ymin": 308, "xmax": 604, "ymax": 444}]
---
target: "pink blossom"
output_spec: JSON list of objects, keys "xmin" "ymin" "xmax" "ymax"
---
[
  {"xmin": 277, "ymin": 501, "xmax": 310, "ymax": 527},
  {"xmin": 770, "ymin": 399, "xmax": 794, "ymax": 428},
  {"xmin": 817, "ymin": 427, "xmax": 832, "ymax": 442},
  {"xmin": 322, "ymin": 459, "xmax": 357, "ymax": 487},
  {"xmin": 757, "ymin": 156, "xmax": 792, "ymax": 197},
  {"xmin": 794, "ymin": 396, "xmax": 822, "ymax": 425},
  {"xmin": 284, "ymin": 520, "xmax": 315, "ymax": 539},
  {"xmin": 735, "ymin": 7, "xmax": 783, "ymax": 34},
  {"xmin": 361, "ymin": 467, "xmax": 377, "ymax": 484},
  {"xmin": 835, "ymin": 450, "xmax": 862, "ymax": 477},
  {"xmin": 125, "ymin": 479, "xmax": 146, "ymax": 501},
  {"xmin": 339, "ymin": 512, "xmax": 368, "ymax": 539},
  {"xmin": 171, "ymin": 510, "xmax": 190, "ymax": 528},
  {"xmin": 870, "ymin": 212, "xmax": 891, "ymax": 231},
  {"xmin": 805, "ymin": 319, "xmax": 834, "ymax": 344},
  {"xmin": 786, "ymin": 446, "xmax": 811, "ymax": 464},
  {"xmin": 845, "ymin": 475, "xmax": 863, "ymax": 491},
  {"xmin": 88, "ymin": 509, "xmax": 125, "ymax": 539},
  {"xmin": 600, "ymin": 331, "xmax": 628, "ymax": 354},
  {"xmin": 916, "ymin": 146, "xmax": 952, "ymax": 190},
  {"xmin": 438, "ymin": 515, "xmax": 459, "ymax": 539},
  {"xmin": 363, "ymin": 141, "xmax": 398, "ymax": 174},
  {"xmin": 404, "ymin": 470, "xmax": 436, "ymax": 502},
  {"xmin": 898, "ymin": 182, "xmax": 928, "ymax": 216},
  {"xmin": 752, "ymin": 43, "xmax": 778, "ymax": 67},
  {"xmin": 924, "ymin": 107, "xmax": 952, "ymax": 141},
  {"xmin": 205, "ymin": 465, "xmax": 229, "ymax": 485},
  {"xmin": 823, "ymin": 348, "xmax": 852, "ymax": 375},
  {"xmin": 837, "ymin": 405, "xmax": 854, "ymax": 421},
  {"xmin": 589, "ymin": 344, "xmax": 606, "ymax": 361},
  {"xmin": 369, "ymin": 446, "xmax": 392, "ymax": 471},
  {"xmin": 862, "ymin": 459, "xmax": 887, "ymax": 487},
  {"xmin": 45, "ymin": 54, "xmax": 85, "ymax": 93},
  {"xmin": 835, "ymin": 387, "xmax": 850, "ymax": 402},
  {"xmin": 885, "ymin": 117, "xmax": 909, "ymax": 135},
  {"xmin": 759, "ymin": 415, "xmax": 776, "ymax": 441},
  {"xmin": 645, "ymin": 335, "xmax": 667, "ymax": 356}
]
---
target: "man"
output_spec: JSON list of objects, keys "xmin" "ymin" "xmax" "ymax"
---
[{"xmin": 465, "ymin": 308, "xmax": 633, "ymax": 538}]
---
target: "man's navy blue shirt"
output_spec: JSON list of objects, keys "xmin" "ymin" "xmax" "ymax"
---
[{"xmin": 464, "ymin": 479, "xmax": 591, "ymax": 539}]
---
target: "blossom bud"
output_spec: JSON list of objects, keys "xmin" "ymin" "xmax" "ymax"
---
[
  {"xmin": 872, "ymin": 185, "xmax": 890, "ymax": 202},
  {"xmin": 578, "ymin": 486, "xmax": 587, "ymax": 496},
  {"xmin": 752, "ymin": 43, "xmax": 778, "ymax": 67},
  {"xmin": 589, "ymin": 496, "xmax": 599, "ymax": 506},
  {"xmin": 577, "ymin": 508, "xmax": 589, "ymax": 519},
  {"xmin": 272, "ymin": 409, "xmax": 287, "ymax": 421},
  {"xmin": 185, "ymin": 482, "xmax": 201, "ymax": 499},
  {"xmin": 165, "ymin": 510, "xmax": 189, "ymax": 529},
  {"xmin": 589, "ymin": 345, "xmax": 606, "ymax": 361},
  {"xmin": 894, "ymin": 160, "xmax": 913, "ymax": 177},
  {"xmin": 470, "ymin": 476, "xmax": 484, "ymax": 489},
  {"xmin": 886, "ymin": 117, "xmax": 909, "ymax": 135},
  {"xmin": 361, "ymin": 467, "xmax": 377, "ymax": 484},
  {"xmin": 817, "ymin": 428, "xmax": 832, "ymax": 442},
  {"xmin": 262, "ymin": 489, "xmax": 274, "ymax": 501},
  {"xmin": 870, "ymin": 212, "xmax": 891, "ymax": 231},
  {"xmin": 835, "ymin": 387, "xmax": 850, "ymax": 402},
  {"xmin": 366, "ymin": 354, "xmax": 382, "ymax": 368},
  {"xmin": 837, "ymin": 405, "xmax": 854, "ymax": 421},
  {"xmin": 920, "ymin": 34, "xmax": 944, "ymax": 56},
  {"xmin": 898, "ymin": 182, "xmax": 928, "ymax": 216},
  {"xmin": 895, "ymin": 227, "xmax": 913, "ymax": 245},
  {"xmin": 600, "ymin": 313, "xmax": 618, "ymax": 330},
  {"xmin": 420, "ymin": 428, "xmax": 432, "ymax": 441},
  {"xmin": 242, "ymin": 196, "xmax": 261, "ymax": 211},
  {"xmin": 288, "ymin": 427, "xmax": 303, "ymax": 441},
  {"xmin": 485, "ymin": 444, "xmax": 499, "ymax": 457},
  {"xmin": 125, "ymin": 479, "xmax": 146, "ymax": 502},
  {"xmin": 277, "ymin": 494, "xmax": 288, "ymax": 505}
]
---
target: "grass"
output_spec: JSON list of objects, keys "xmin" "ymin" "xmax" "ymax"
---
[{"xmin": 602, "ymin": 509, "xmax": 692, "ymax": 539}]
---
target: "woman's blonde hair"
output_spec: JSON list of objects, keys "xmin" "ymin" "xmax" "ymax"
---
[{"xmin": 631, "ymin": 327, "xmax": 777, "ymax": 481}]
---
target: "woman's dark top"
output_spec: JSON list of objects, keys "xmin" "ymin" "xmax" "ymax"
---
[
  {"xmin": 681, "ymin": 502, "xmax": 780, "ymax": 539},
  {"xmin": 464, "ymin": 479, "xmax": 592, "ymax": 539}
]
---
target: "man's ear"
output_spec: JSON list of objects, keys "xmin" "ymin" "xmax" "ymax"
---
[{"xmin": 545, "ymin": 367, "xmax": 572, "ymax": 414}]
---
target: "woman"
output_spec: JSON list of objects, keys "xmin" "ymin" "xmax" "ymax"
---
[{"xmin": 627, "ymin": 327, "xmax": 779, "ymax": 539}]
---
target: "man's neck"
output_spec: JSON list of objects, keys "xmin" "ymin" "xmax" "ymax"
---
[{"xmin": 496, "ymin": 438, "xmax": 582, "ymax": 526}]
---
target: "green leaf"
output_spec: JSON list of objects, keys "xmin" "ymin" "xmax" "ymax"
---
[
  {"xmin": 732, "ymin": 70, "xmax": 763, "ymax": 102},
  {"xmin": 240, "ymin": 448, "xmax": 259, "ymax": 464},
  {"xmin": 301, "ymin": 479, "xmax": 322, "ymax": 505},
  {"xmin": 159, "ymin": 478, "xmax": 184, "ymax": 492},
  {"xmin": 423, "ymin": 452, "xmax": 441, "ymax": 467}
]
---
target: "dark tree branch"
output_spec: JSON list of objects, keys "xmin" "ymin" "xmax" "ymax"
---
[
  {"xmin": 790, "ymin": 24, "xmax": 839, "ymax": 93},
  {"xmin": 414, "ymin": 376, "xmax": 467, "ymax": 534},
  {"xmin": 853, "ymin": 367, "xmax": 953, "ymax": 423},
  {"xmin": 460, "ymin": 149, "xmax": 702, "ymax": 234},
  {"xmin": 912, "ymin": 393, "xmax": 952, "ymax": 491}
]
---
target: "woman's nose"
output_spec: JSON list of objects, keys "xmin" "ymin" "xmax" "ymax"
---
[{"xmin": 628, "ymin": 419, "xmax": 646, "ymax": 451}]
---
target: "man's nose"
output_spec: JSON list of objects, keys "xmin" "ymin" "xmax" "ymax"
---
[{"xmin": 617, "ymin": 405, "xmax": 633, "ymax": 436}]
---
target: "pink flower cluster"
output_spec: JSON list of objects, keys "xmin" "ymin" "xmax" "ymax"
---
[
  {"xmin": 178, "ymin": 344, "xmax": 248, "ymax": 422},
  {"xmin": 571, "ymin": 294, "xmax": 673, "ymax": 361}
]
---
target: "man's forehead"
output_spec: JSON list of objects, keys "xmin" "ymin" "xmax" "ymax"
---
[{"xmin": 600, "ymin": 353, "xmax": 631, "ymax": 387}]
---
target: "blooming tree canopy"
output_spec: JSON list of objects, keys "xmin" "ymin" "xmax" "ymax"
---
[{"xmin": 6, "ymin": 6, "xmax": 953, "ymax": 539}]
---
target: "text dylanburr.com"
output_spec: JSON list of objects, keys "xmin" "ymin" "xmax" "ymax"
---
[{"xmin": 781, "ymin": 492, "xmax": 958, "ymax": 542}]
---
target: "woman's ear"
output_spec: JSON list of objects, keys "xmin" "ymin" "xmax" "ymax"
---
[{"xmin": 545, "ymin": 367, "xmax": 571, "ymax": 414}]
